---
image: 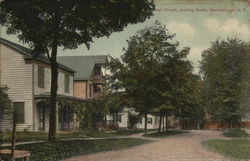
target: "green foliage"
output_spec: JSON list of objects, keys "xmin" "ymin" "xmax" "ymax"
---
[
  {"xmin": 9, "ymin": 138, "xmax": 152, "ymax": 161},
  {"xmin": 0, "ymin": 0, "xmax": 155, "ymax": 51},
  {"xmin": 80, "ymin": 99, "xmax": 108, "ymax": 129},
  {"xmin": 200, "ymin": 38, "xmax": 249, "ymax": 125},
  {"xmin": 143, "ymin": 130, "xmax": 188, "ymax": 138},
  {"xmin": 223, "ymin": 128, "xmax": 249, "ymax": 138},
  {"xmin": 202, "ymin": 139, "xmax": 250, "ymax": 159},
  {"xmin": 2, "ymin": 131, "xmax": 48, "ymax": 143},
  {"xmin": 108, "ymin": 21, "xmax": 204, "ymax": 130},
  {"xmin": 112, "ymin": 129, "xmax": 145, "ymax": 136},
  {"xmin": 128, "ymin": 113, "xmax": 140, "ymax": 129},
  {"xmin": 0, "ymin": 85, "xmax": 12, "ymax": 119}
]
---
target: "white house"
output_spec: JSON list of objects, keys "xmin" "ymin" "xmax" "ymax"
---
[{"xmin": 0, "ymin": 37, "xmax": 82, "ymax": 132}]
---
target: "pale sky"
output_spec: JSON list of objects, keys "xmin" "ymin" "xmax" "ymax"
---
[{"xmin": 1, "ymin": 0, "xmax": 249, "ymax": 73}]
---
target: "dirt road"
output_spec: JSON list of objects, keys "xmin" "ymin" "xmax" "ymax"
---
[{"xmin": 64, "ymin": 130, "xmax": 226, "ymax": 161}]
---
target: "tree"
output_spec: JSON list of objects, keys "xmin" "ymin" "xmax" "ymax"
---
[
  {"xmin": 0, "ymin": 85, "xmax": 11, "ymax": 119},
  {"xmin": 0, "ymin": 0, "xmax": 154, "ymax": 141},
  {"xmin": 108, "ymin": 21, "xmax": 197, "ymax": 133},
  {"xmin": 200, "ymin": 38, "xmax": 249, "ymax": 128},
  {"xmin": 0, "ymin": 85, "xmax": 12, "ymax": 146},
  {"xmin": 101, "ymin": 92, "xmax": 126, "ymax": 126}
]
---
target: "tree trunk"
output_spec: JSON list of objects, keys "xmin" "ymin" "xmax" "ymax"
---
[
  {"xmin": 116, "ymin": 111, "xmax": 119, "ymax": 126},
  {"xmin": 48, "ymin": 38, "xmax": 59, "ymax": 142},
  {"xmin": 197, "ymin": 120, "xmax": 200, "ymax": 130},
  {"xmin": 165, "ymin": 115, "xmax": 168, "ymax": 131},
  {"xmin": 230, "ymin": 120, "xmax": 233, "ymax": 128},
  {"xmin": 162, "ymin": 116, "xmax": 165, "ymax": 131},
  {"xmin": 158, "ymin": 114, "xmax": 162, "ymax": 132},
  {"xmin": 11, "ymin": 109, "xmax": 17, "ymax": 161},
  {"xmin": 112, "ymin": 113, "xmax": 115, "ymax": 126},
  {"xmin": 144, "ymin": 113, "xmax": 148, "ymax": 134}
]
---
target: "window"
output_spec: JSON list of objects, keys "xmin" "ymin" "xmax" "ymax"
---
[
  {"xmin": 139, "ymin": 118, "xmax": 142, "ymax": 124},
  {"xmin": 89, "ymin": 84, "xmax": 92, "ymax": 97},
  {"xmin": 14, "ymin": 102, "xmax": 25, "ymax": 124},
  {"xmin": 65, "ymin": 74, "xmax": 70, "ymax": 93},
  {"xmin": 38, "ymin": 66, "xmax": 45, "ymax": 88},
  {"xmin": 94, "ymin": 66, "xmax": 101, "ymax": 75},
  {"xmin": 117, "ymin": 115, "xmax": 122, "ymax": 123},
  {"xmin": 147, "ymin": 118, "xmax": 153, "ymax": 124},
  {"xmin": 93, "ymin": 84, "xmax": 102, "ymax": 93}
]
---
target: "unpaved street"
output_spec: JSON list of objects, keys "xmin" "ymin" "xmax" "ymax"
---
[{"xmin": 64, "ymin": 130, "xmax": 226, "ymax": 161}]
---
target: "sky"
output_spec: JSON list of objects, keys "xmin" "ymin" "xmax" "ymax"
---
[{"xmin": 1, "ymin": 0, "xmax": 249, "ymax": 73}]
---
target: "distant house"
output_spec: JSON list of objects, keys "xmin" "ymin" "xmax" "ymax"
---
[
  {"xmin": 0, "ymin": 37, "xmax": 83, "ymax": 132},
  {"xmin": 58, "ymin": 55, "xmax": 109, "ymax": 99},
  {"xmin": 58, "ymin": 55, "xmax": 160, "ymax": 129}
]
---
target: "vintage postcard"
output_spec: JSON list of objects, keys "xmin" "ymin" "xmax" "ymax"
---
[{"xmin": 0, "ymin": 0, "xmax": 249, "ymax": 160}]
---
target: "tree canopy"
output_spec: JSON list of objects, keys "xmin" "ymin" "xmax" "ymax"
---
[
  {"xmin": 200, "ymin": 38, "xmax": 249, "ymax": 127},
  {"xmin": 108, "ymin": 21, "xmax": 203, "ymax": 132},
  {"xmin": 0, "ymin": 0, "xmax": 155, "ymax": 52}
]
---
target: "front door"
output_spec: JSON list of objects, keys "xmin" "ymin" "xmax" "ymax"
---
[{"xmin": 37, "ymin": 102, "xmax": 46, "ymax": 131}]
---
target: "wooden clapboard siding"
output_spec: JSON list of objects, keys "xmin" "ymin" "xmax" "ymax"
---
[
  {"xmin": 0, "ymin": 43, "xmax": 33, "ymax": 131},
  {"xmin": 33, "ymin": 63, "xmax": 74, "ymax": 96},
  {"xmin": 74, "ymin": 81, "xmax": 88, "ymax": 99}
]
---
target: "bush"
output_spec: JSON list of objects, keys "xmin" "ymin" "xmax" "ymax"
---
[{"xmin": 223, "ymin": 128, "xmax": 249, "ymax": 138}]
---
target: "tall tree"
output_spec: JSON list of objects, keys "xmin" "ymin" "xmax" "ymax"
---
[
  {"xmin": 0, "ymin": 0, "xmax": 154, "ymax": 141},
  {"xmin": 108, "ymin": 21, "xmax": 196, "ymax": 133},
  {"xmin": 200, "ymin": 38, "xmax": 249, "ymax": 128}
]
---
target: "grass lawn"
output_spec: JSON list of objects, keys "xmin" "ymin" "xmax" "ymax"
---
[
  {"xmin": 143, "ymin": 130, "xmax": 188, "ymax": 138},
  {"xmin": 223, "ymin": 128, "xmax": 250, "ymax": 138},
  {"xmin": 1, "ymin": 130, "xmax": 112, "ymax": 143},
  {"xmin": 111, "ymin": 129, "xmax": 157, "ymax": 136},
  {"xmin": 7, "ymin": 138, "xmax": 152, "ymax": 161},
  {"xmin": 202, "ymin": 139, "xmax": 250, "ymax": 159},
  {"xmin": 1, "ymin": 129, "xmax": 154, "ymax": 143}
]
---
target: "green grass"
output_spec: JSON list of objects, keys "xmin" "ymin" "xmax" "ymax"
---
[
  {"xmin": 1, "ymin": 131, "xmax": 48, "ymax": 143},
  {"xmin": 143, "ymin": 130, "xmax": 188, "ymax": 138},
  {"xmin": 7, "ymin": 138, "xmax": 152, "ymax": 161},
  {"xmin": 223, "ymin": 128, "xmax": 250, "ymax": 138},
  {"xmin": 202, "ymin": 139, "xmax": 250, "ymax": 159},
  {"xmin": 1, "ymin": 129, "xmax": 155, "ymax": 143},
  {"xmin": 1, "ymin": 130, "xmax": 114, "ymax": 143},
  {"xmin": 111, "ymin": 129, "xmax": 156, "ymax": 136}
]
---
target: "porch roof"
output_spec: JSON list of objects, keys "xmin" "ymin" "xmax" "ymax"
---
[{"xmin": 34, "ymin": 92, "xmax": 92, "ymax": 102}]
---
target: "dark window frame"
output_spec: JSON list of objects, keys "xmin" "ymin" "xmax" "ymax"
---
[
  {"xmin": 64, "ymin": 74, "xmax": 70, "ymax": 93},
  {"xmin": 117, "ymin": 114, "xmax": 122, "ymax": 123},
  {"xmin": 139, "ymin": 118, "xmax": 142, "ymax": 124},
  {"xmin": 94, "ymin": 65, "xmax": 102, "ymax": 75},
  {"xmin": 93, "ymin": 83, "xmax": 102, "ymax": 93},
  {"xmin": 89, "ymin": 84, "xmax": 92, "ymax": 97},
  {"xmin": 38, "ymin": 66, "xmax": 45, "ymax": 88},
  {"xmin": 14, "ymin": 102, "xmax": 25, "ymax": 124},
  {"xmin": 147, "ymin": 118, "xmax": 153, "ymax": 124}
]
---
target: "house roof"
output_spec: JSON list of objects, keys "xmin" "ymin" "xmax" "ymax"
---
[
  {"xmin": 58, "ymin": 55, "xmax": 107, "ymax": 80},
  {"xmin": 34, "ymin": 92, "xmax": 91, "ymax": 102},
  {"xmin": 0, "ymin": 37, "xmax": 75, "ymax": 73}
]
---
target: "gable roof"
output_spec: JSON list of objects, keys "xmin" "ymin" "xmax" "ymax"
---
[
  {"xmin": 58, "ymin": 55, "xmax": 107, "ymax": 80},
  {"xmin": 0, "ymin": 37, "xmax": 75, "ymax": 73}
]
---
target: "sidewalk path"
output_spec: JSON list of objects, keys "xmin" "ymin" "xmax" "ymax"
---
[{"xmin": 63, "ymin": 130, "xmax": 226, "ymax": 161}]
